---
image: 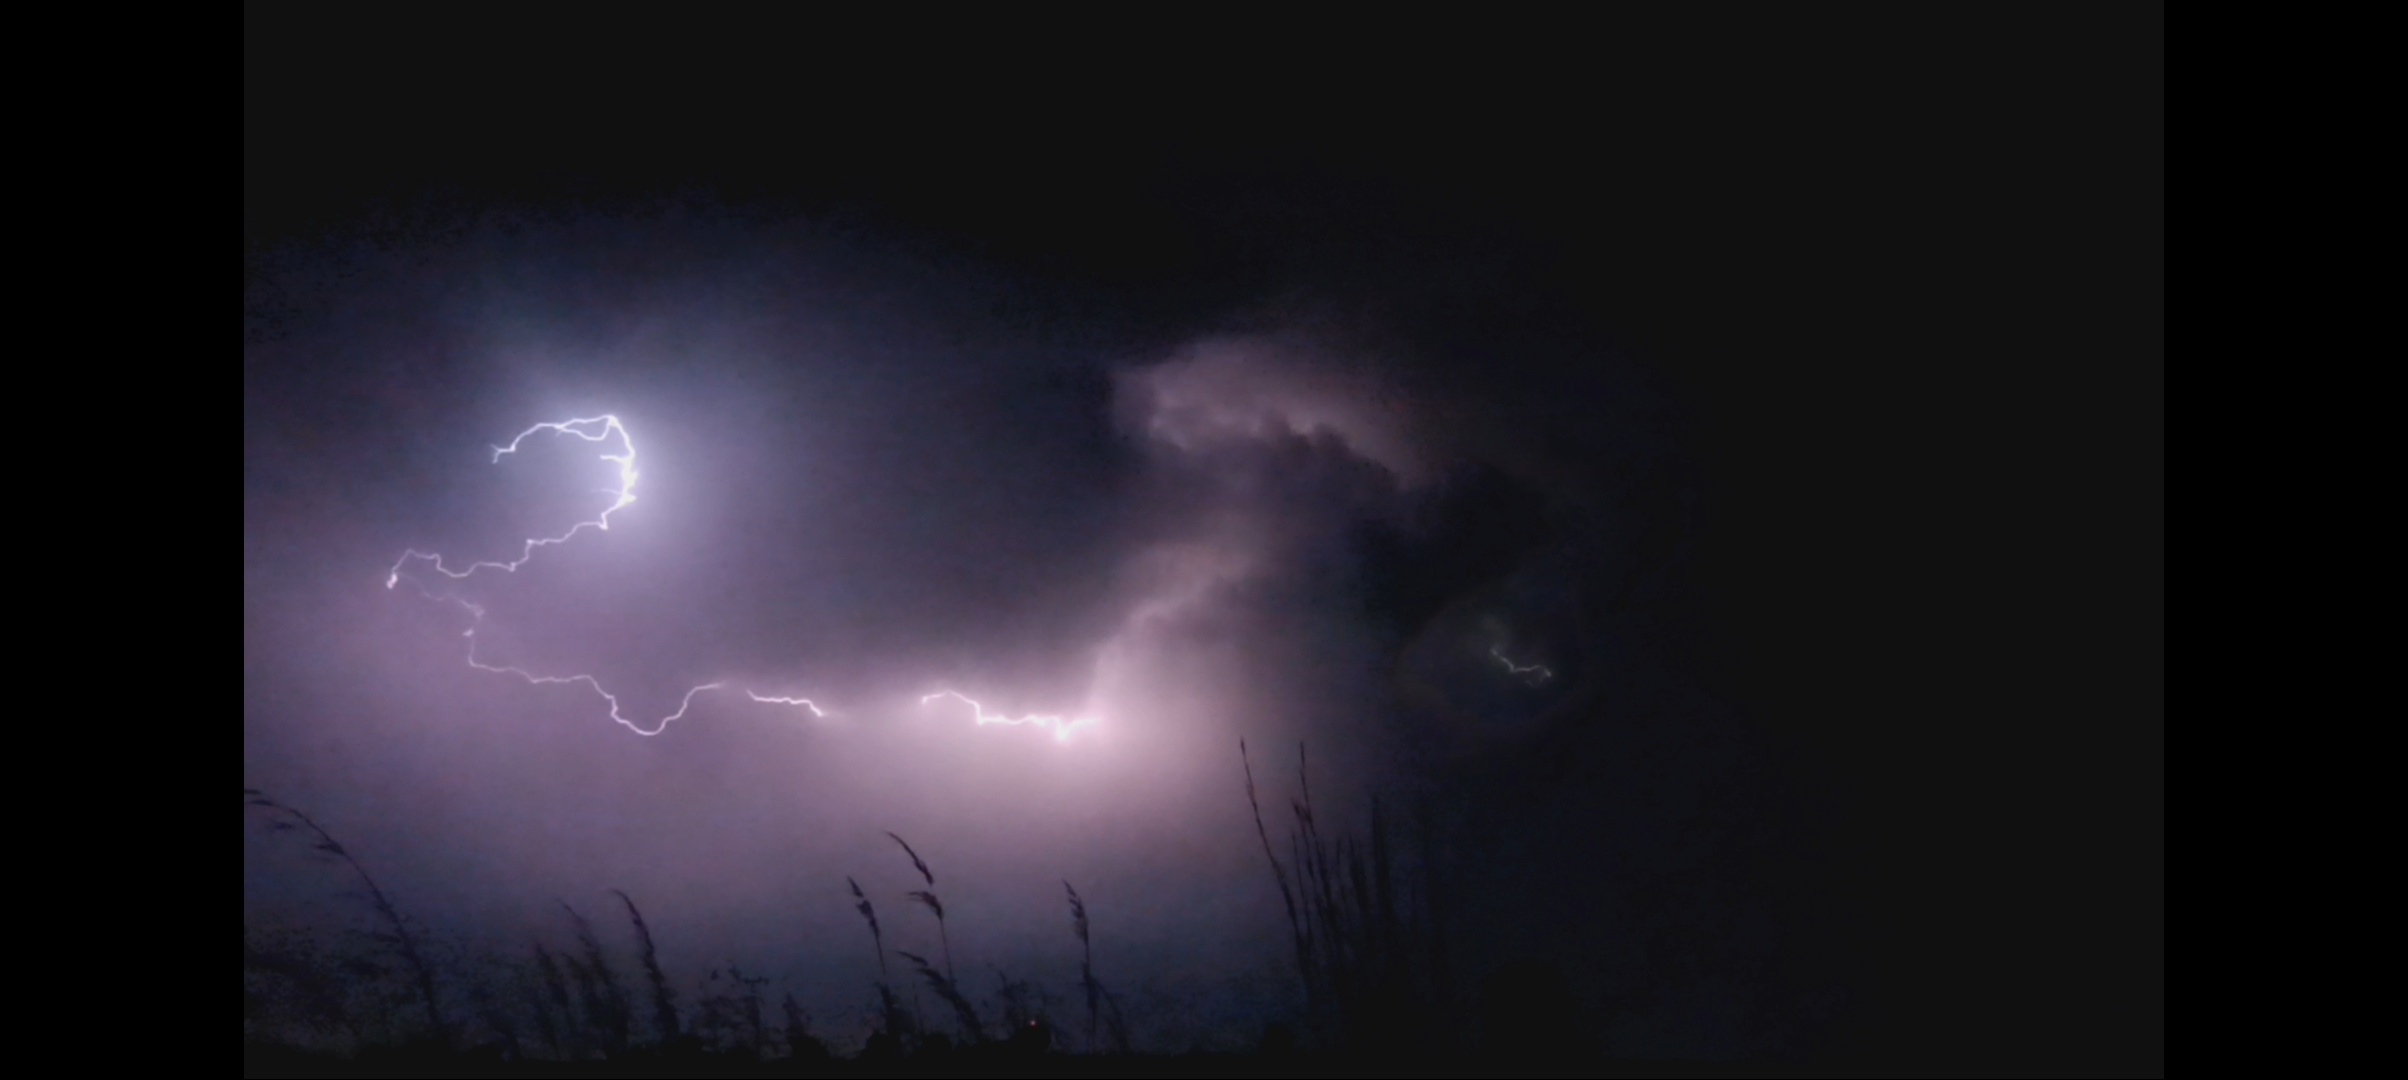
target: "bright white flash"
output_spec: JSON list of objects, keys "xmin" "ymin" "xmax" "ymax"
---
[
  {"xmin": 920, "ymin": 691, "xmax": 1095, "ymax": 743},
  {"xmin": 1491, "ymin": 644, "xmax": 1554, "ymax": 686},
  {"xmin": 390, "ymin": 414, "xmax": 1085, "ymax": 741}
]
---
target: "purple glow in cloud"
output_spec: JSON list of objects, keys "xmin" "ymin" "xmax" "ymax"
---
[{"xmin": 1123, "ymin": 337, "xmax": 1428, "ymax": 485}]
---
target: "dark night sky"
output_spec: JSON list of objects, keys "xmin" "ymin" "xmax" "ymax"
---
[{"xmin": 245, "ymin": 10, "xmax": 2161, "ymax": 1072}]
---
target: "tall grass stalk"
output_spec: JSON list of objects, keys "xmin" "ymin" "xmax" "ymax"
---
[
  {"xmin": 848, "ymin": 877, "xmax": 907, "ymax": 1036},
  {"xmin": 560, "ymin": 902, "xmax": 631, "ymax": 1056},
  {"xmin": 1241, "ymin": 741, "xmax": 1317, "ymax": 1017},
  {"xmin": 897, "ymin": 950, "xmax": 983, "ymax": 1042},
  {"xmin": 245, "ymin": 789, "xmax": 447, "ymax": 1042},
  {"xmin": 1066, "ymin": 881, "xmax": 1100, "ymax": 1049},
  {"xmin": 611, "ymin": 890, "xmax": 679, "ymax": 1044},
  {"xmin": 888, "ymin": 832, "xmax": 954, "ymax": 984},
  {"xmin": 1237, "ymin": 745, "xmax": 1443, "ymax": 1053}
]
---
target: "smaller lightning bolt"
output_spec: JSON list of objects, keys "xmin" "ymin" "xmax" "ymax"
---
[
  {"xmin": 386, "ymin": 415, "xmax": 639, "ymax": 588},
  {"xmin": 919, "ymin": 690, "xmax": 1095, "ymax": 743},
  {"xmin": 1491, "ymin": 644, "xmax": 1554, "ymax": 686},
  {"xmin": 427, "ymin": 592, "xmax": 830, "ymax": 737},
  {"xmin": 745, "ymin": 692, "xmax": 833, "ymax": 718},
  {"xmin": 441, "ymin": 596, "xmax": 724, "ymax": 736}
]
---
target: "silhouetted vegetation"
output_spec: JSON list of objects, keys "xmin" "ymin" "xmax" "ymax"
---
[
  {"xmin": 246, "ymin": 789, "xmax": 447, "ymax": 1044},
  {"xmin": 246, "ymin": 764, "xmax": 1783, "ymax": 1078},
  {"xmin": 1241, "ymin": 741, "xmax": 1450, "ymax": 1059}
]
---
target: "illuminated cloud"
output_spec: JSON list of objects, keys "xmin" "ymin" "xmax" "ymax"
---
[{"xmin": 1120, "ymin": 335, "xmax": 1427, "ymax": 485}]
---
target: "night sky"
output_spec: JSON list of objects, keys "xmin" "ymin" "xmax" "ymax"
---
[{"xmin": 245, "ymin": 10, "xmax": 2162, "ymax": 1074}]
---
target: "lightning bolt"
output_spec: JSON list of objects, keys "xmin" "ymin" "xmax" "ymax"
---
[
  {"xmin": 919, "ymin": 691, "xmax": 1095, "ymax": 743},
  {"xmin": 406, "ymin": 593, "xmax": 724, "ymax": 737},
  {"xmin": 744, "ymin": 692, "xmax": 832, "ymax": 718},
  {"xmin": 386, "ymin": 414, "xmax": 639, "ymax": 588},
  {"xmin": 396, "ymin": 581, "xmax": 837, "ymax": 739},
  {"xmin": 1491, "ymin": 644, "xmax": 1554, "ymax": 686},
  {"xmin": 389, "ymin": 414, "xmax": 1089, "ymax": 741}
]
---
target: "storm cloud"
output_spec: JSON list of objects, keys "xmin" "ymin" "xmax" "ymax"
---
[{"xmin": 242, "ymin": 206, "xmax": 1746, "ymax": 1054}]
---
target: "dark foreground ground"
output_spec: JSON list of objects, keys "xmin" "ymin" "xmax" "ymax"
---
[{"xmin": 244, "ymin": 1042, "xmax": 1823, "ymax": 1079}]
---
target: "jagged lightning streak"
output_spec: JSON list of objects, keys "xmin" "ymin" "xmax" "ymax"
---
[
  {"xmin": 386, "ymin": 414, "xmax": 838, "ymax": 737},
  {"xmin": 745, "ymin": 692, "xmax": 831, "ymax": 718},
  {"xmin": 415, "ymin": 594, "xmax": 726, "ymax": 737},
  {"xmin": 389, "ymin": 414, "xmax": 1097, "ymax": 741},
  {"xmin": 1491, "ymin": 644, "xmax": 1554, "ymax": 686},
  {"xmin": 386, "ymin": 414, "xmax": 639, "ymax": 588},
  {"xmin": 920, "ymin": 691, "xmax": 1095, "ymax": 743},
  {"xmin": 405, "ymin": 586, "xmax": 837, "ymax": 737}
]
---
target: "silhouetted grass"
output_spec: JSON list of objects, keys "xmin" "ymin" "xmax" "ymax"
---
[
  {"xmin": 846, "ymin": 875, "xmax": 908, "ymax": 1039},
  {"xmin": 247, "ymin": 778, "xmax": 1313, "ymax": 1071},
  {"xmin": 897, "ymin": 949, "xmax": 983, "ymax": 1043},
  {"xmin": 528, "ymin": 944, "xmax": 573, "ymax": 1057},
  {"xmin": 244, "ymin": 769, "xmax": 1666, "ymax": 1077},
  {"xmin": 888, "ymin": 832, "xmax": 955, "ymax": 986},
  {"xmin": 565, "ymin": 902, "xmax": 635, "ymax": 1056},
  {"xmin": 1066, "ymin": 882, "xmax": 1098, "ymax": 1046},
  {"xmin": 611, "ymin": 890, "xmax": 679, "ymax": 1044},
  {"xmin": 246, "ymin": 788, "xmax": 446, "ymax": 1043},
  {"xmin": 1239, "ymin": 743, "xmax": 1450, "ymax": 1056},
  {"xmin": 692, "ymin": 965, "xmax": 773, "ymax": 1058}
]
